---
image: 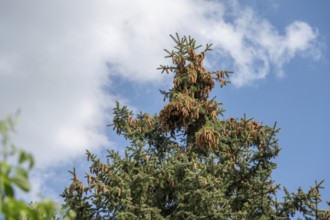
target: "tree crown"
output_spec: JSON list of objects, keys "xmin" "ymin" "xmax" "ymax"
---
[{"xmin": 62, "ymin": 34, "xmax": 329, "ymax": 220}]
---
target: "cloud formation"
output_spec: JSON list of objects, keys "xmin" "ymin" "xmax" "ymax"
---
[
  {"xmin": 200, "ymin": 2, "xmax": 321, "ymax": 85},
  {"xmin": 0, "ymin": 0, "xmax": 321, "ymax": 169}
]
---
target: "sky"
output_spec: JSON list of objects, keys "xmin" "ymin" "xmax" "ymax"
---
[{"xmin": 0, "ymin": 0, "xmax": 329, "ymax": 207}]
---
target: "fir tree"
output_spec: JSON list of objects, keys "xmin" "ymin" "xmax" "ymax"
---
[{"xmin": 62, "ymin": 34, "xmax": 330, "ymax": 220}]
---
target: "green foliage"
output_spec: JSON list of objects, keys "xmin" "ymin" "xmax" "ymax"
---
[
  {"xmin": 0, "ymin": 113, "xmax": 76, "ymax": 220},
  {"xmin": 62, "ymin": 34, "xmax": 330, "ymax": 219}
]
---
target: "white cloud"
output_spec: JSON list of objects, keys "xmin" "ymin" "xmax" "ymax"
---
[
  {"xmin": 0, "ymin": 0, "xmax": 321, "ymax": 172},
  {"xmin": 200, "ymin": 4, "xmax": 320, "ymax": 86}
]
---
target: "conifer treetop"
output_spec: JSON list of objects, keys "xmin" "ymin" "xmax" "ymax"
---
[{"xmin": 61, "ymin": 34, "xmax": 330, "ymax": 220}]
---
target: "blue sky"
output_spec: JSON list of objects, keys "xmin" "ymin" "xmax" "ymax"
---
[{"xmin": 0, "ymin": 0, "xmax": 329, "ymax": 208}]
